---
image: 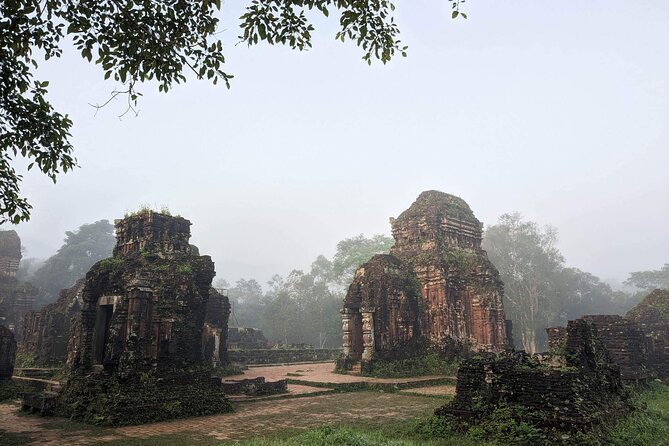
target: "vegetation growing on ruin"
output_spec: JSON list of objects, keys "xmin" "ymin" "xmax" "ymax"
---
[
  {"xmin": 224, "ymin": 383, "xmax": 669, "ymax": 446},
  {"xmin": 395, "ymin": 190, "xmax": 477, "ymax": 225},
  {"xmin": 366, "ymin": 353, "xmax": 460, "ymax": 378},
  {"xmin": 0, "ymin": 380, "xmax": 33, "ymax": 403},
  {"xmin": 57, "ymin": 367, "xmax": 232, "ymax": 425}
]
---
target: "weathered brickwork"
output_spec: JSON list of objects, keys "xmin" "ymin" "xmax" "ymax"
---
[
  {"xmin": 579, "ymin": 315, "xmax": 652, "ymax": 381},
  {"xmin": 340, "ymin": 191, "xmax": 511, "ymax": 370},
  {"xmin": 0, "ymin": 231, "xmax": 38, "ymax": 337},
  {"xmin": 545, "ymin": 291, "xmax": 669, "ymax": 382},
  {"xmin": 626, "ymin": 289, "xmax": 669, "ymax": 379},
  {"xmin": 438, "ymin": 319, "xmax": 631, "ymax": 432},
  {"xmin": 202, "ymin": 288, "xmax": 231, "ymax": 366},
  {"xmin": 20, "ymin": 280, "xmax": 84, "ymax": 366},
  {"xmin": 546, "ymin": 326, "xmax": 567, "ymax": 353},
  {"xmin": 0, "ymin": 325, "xmax": 16, "ymax": 378}
]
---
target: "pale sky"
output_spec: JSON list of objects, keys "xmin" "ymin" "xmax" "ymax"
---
[{"xmin": 7, "ymin": 0, "xmax": 669, "ymax": 287}]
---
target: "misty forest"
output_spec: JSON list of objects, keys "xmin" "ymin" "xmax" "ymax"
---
[{"xmin": 1, "ymin": 1, "xmax": 668, "ymax": 446}]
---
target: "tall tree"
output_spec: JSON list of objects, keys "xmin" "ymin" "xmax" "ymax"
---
[
  {"xmin": 483, "ymin": 213, "xmax": 564, "ymax": 353},
  {"xmin": 331, "ymin": 234, "xmax": 394, "ymax": 287},
  {"xmin": 227, "ymin": 278, "xmax": 265, "ymax": 329},
  {"xmin": 1, "ymin": 0, "xmax": 465, "ymax": 223},
  {"xmin": 552, "ymin": 268, "xmax": 636, "ymax": 325},
  {"xmin": 625, "ymin": 264, "xmax": 669, "ymax": 291},
  {"xmin": 30, "ymin": 220, "xmax": 115, "ymax": 306}
]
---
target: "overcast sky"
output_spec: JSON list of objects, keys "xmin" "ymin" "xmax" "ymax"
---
[{"xmin": 6, "ymin": 0, "xmax": 669, "ymax": 287}]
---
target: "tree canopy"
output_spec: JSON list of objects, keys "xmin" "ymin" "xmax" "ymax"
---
[
  {"xmin": 625, "ymin": 264, "xmax": 669, "ymax": 291},
  {"xmin": 29, "ymin": 219, "xmax": 115, "ymax": 306},
  {"xmin": 483, "ymin": 213, "xmax": 636, "ymax": 353},
  {"xmin": 1, "ymin": 0, "xmax": 464, "ymax": 224}
]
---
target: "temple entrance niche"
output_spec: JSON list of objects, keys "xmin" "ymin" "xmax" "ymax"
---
[{"xmin": 93, "ymin": 296, "xmax": 119, "ymax": 365}]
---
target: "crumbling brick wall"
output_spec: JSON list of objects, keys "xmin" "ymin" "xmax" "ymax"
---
[
  {"xmin": 579, "ymin": 315, "xmax": 652, "ymax": 381},
  {"xmin": 202, "ymin": 288, "xmax": 231, "ymax": 366},
  {"xmin": 438, "ymin": 319, "xmax": 631, "ymax": 432},
  {"xmin": 546, "ymin": 326, "xmax": 567, "ymax": 353},
  {"xmin": 20, "ymin": 280, "xmax": 84, "ymax": 366},
  {"xmin": 626, "ymin": 289, "xmax": 669, "ymax": 379},
  {"xmin": 0, "ymin": 231, "xmax": 38, "ymax": 337},
  {"xmin": 0, "ymin": 325, "xmax": 16, "ymax": 379}
]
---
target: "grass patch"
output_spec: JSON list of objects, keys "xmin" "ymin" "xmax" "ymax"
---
[
  {"xmin": 606, "ymin": 381, "xmax": 669, "ymax": 446},
  {"xmin": 0, "ymin": 380, "xmax": 33, "ymax": 403},
  {"xmin": 231, "ymin": 426, "xmax": 441, "ymax": 446},
  {"xmin": 101, "ymin": 433, "xmax": 221, "ymax": 446},
  {"xmin": 366, "ymin": 354, "xmax": 459, "ymax": 378},
  {"xmin": 0, "ymin": 430, "xmax": 31, "ymax": 446}
]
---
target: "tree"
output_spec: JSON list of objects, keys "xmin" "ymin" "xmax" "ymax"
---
[
  {"xmin": 331, "ymin": 234, "xmax": 394, "ymax": 287},
  {"xmin": 552, "ymin": 268, "xmax": 636, "ymax": 325},
  {"xmin": 227, "ymin": 278, "xmax": 265, "ymax": 329},
  {"xmin": 625, "ymin": 264, "xmax": 669, "ymax": 291},
  {"xmin": 483, "ymin": 213, "xmax": 564, "ymax": 353},
  {"xmin": 1, "ymin": 0, "xmax": 465, "ymax": 224},
  {"xmin": 30, "ymin": 219, "xmax": 115, "ymax": 306},
  {"xmin": 483, "ymin": 213, "xmax": 639, "ymax": 353}
]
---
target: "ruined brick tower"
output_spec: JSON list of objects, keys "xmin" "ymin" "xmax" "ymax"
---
[
  {"xmin": 67, "ymin": 212, "xmax": 219, "ymax": 371},
  {"xmin": 59, "ymin": 211, "xmax": 231, "ymax": 424},
  {"xmin": 340, "ymin": 191, "xmax": 510, "ymax": 370}
]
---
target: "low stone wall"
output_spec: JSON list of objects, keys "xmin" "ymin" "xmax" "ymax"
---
[
  {"xmin": 580, "ymin": 315, "xmax": 652, "ymax": 381},
  {"xmin": 228, "ymin": 349, "xmax": 341, "ymax": 365},
  {"xmin": 57, "ymin": 368, "xmax": 232, "ymax": 425},
  {"xmin": 222, "ymin": 377, "xmax": 288, "ymax": 396}
]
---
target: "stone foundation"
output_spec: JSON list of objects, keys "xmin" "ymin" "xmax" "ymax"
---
[{"xmin": 20, "ymin": 280, "xmax": 84, "ymax": 366}]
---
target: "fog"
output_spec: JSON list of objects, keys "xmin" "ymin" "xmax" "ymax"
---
[{"xmin": 8, "ymin": 0, "xmax": 669, "ymax": 286}]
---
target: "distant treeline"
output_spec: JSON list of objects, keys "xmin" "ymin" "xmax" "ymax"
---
[{"xmin": 19, "ymin": 217, "xmax": 668, "ymax": 353}]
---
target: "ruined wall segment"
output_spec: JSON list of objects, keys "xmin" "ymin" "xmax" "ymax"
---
[
  {"xmin": 341, "ymin": 254, "xmax": 420, "ymax": 365},
  {"xmin": 0, "ymin": 230, "xmax": 21, "ymax": 278},
  {"xmin": 438, "ymin": 319, "xmax": 631, "ymax": 434},
  {"xmin": 578, "ymin": 315, "xmax": 652, "ymax": 381},
  {"xmin": 626, "ymin": 289, "xmax": 669, "ymax": 379},
  {"xmin": 0, "ymin": 231, "xmax": 38, "ymax": 336},
  {"xmin": 0, "ymin": 325, "xmax": 16, "ymax": 379},
  {"xmin": 20, "ymin": 280, "xmax": 84, "ymax": 366},
  {"xmin": 202, "ymin": 288, "xmax": 231, "ymax": 366}
]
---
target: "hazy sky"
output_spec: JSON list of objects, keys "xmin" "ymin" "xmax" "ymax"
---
[{"xmin": 6, "ymin": 0, "xmax": 669, "ymax": 287}]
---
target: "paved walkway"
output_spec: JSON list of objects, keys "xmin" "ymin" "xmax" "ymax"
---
[
  {"xmin": 0, "ymin": 392, "xmax": 442, "ymax": 445},
  {"xmin": 241, "ymin": 362, "xmax": 451, "ymax": 385}
]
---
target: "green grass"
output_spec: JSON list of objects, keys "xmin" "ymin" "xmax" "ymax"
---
[
  {"xmin": 606, "ymin": 381, "xmax": 669, "ymax": 446},
  {"xmin": 4, "ymin": 383, "xmax": 668, "ymax": 446},
  {"xmin": 0, "ymin": 429, "xmax": 31, "ymax": 446},
  {"xmin": 366, "ymin": 354, "xmax": 459, "ymax": 378}
]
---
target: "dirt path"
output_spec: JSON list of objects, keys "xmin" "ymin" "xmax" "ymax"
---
[{"xmin": 0, "ymin": 392, "xmax": 444, "ymax": 445}]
